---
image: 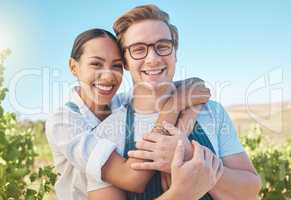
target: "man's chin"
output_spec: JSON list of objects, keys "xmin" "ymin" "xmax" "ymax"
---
[
  {"xmin": 138, "ymin": 80, "xmax": 161, "ymax": 87},
  {"xmin": 146, "ymin": 80, "xmax": 174, "ymax": 91}
]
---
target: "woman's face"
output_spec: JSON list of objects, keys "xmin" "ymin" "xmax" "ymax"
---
[{"xmin": 70, "ymin": 36, "xmax": 123, "ymax": 106}]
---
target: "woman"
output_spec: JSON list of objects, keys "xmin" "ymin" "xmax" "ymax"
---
[
  {"xmin": 46, "ymin": 29, "xmax": 125, "ymax": 200},
  {"xmin": 46, "ymin": 28, "xmax": 211, "ymax": 200}
]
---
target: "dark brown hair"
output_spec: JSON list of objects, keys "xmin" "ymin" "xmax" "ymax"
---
[{"xmin": 71, "ymin": 28, "xmax": 121, "ymax": 60}]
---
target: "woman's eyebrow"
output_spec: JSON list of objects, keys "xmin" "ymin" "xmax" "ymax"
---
[
  {"xmin": 88, "ymin": 56, "xmax": 105, "ymax": 61},
  {"xmin": 113, "ymin": 58, "xmax": 123, "ymax": 62}
]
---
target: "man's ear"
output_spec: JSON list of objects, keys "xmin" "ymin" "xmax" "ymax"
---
[{"xmin": 69, "ymin": 58, "xmax": 79, "ymax": 77}]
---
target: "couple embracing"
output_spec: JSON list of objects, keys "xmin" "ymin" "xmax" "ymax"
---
[{"xmin": 46, "ymin": 4, "xmax": 261, "ymax": 200}]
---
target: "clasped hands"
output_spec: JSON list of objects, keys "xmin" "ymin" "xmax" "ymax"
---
[{"xmin": 128, "ymin": 122, "xmax": 224, "ymax": 196}]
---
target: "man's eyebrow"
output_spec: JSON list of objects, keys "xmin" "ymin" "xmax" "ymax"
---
[{"xmin": 88, "ymin": 56, "xmax": 105, "ymax": 61}]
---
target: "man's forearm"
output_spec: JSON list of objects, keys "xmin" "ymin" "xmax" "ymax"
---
[{"xmin": 209, "ymin": 167, "xmax": 261, "ymax": 200}]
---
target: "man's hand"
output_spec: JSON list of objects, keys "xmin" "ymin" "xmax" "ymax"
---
[
  {"xmin": 161, "ymin": 172, "xmax": 171, "ymax": 192},
  {"xmin": 128, "ymin": 122, "xmax": 192, "ymax": 173},
  {"xmin": 157, "ymin": 140, "xmax": 224, "ymax": 200},
  {"xmin": 129, "ymin": 122, "xmax": 224, "ymax": 184}
]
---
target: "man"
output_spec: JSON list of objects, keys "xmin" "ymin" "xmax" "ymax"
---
[{"xmin": 90, "ymin": 4, "xmax": 261, "ymax": 200}]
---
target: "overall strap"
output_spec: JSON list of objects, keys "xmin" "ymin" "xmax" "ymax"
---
[
  {"xmin": 189, "ymin": 122, "xmax": 216, "ymax": 154},
  {"xmin": 188, "ymin": 122, "xmax": 215, "ymax": 200},
  {"xmin": 123, "ymin": 103, "xmax": 163, "ymax": 200},
  {"xmin": 123, "ymin": 103, "xmax": 136, "ymax": 158}
]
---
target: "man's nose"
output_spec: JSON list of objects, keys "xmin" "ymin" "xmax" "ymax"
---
[{"xmin": 144, "ymin": 46, "xmax": 162, "ymax": 65}]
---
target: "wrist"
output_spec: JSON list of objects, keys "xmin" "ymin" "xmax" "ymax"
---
[
  {"xmin": 169, "ymin": 91, "xmax": 188, "ymax": 112},
  {"xmin": 175, "ymin": 95, "xmax": 188, "ymax": 111},
  {"xmin": 166, "ymin": 186, "xmax": 199, "ymax": 200},
  {"xmin": 165, "ymin": 186, "xmax": 181, "ymax": 200},
  {"xmin": 160, "ymin": 96, "xmax": 176, "ymax": 114},
  {"xmin": 155, "ymin": 188, "xmax": 176, "ymax": 200}
]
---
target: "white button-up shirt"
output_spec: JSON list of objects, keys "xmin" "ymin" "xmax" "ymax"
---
[{"xmin": 45, "ymin": 86, "xmax": 129, "ymax": 200}]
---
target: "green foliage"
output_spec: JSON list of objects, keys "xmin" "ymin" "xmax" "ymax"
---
[
  {"xmin": 241, "ymin": 124, "xmax": 291, "ymax": 200},
  {"xmin": 16, "ymin": 120, "xmax": 53, "ymax": 161},
  {"xmin": 0, "ymin": 50, "xmax": 57, "ymax": 200}
]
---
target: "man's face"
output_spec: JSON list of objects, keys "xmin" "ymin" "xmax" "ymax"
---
[{"xmin": 123, "ymin": 20, "xmax": 176, "ymax": 87}]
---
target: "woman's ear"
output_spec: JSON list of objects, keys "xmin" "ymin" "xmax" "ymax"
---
[{"xmin": 69, "ymin": 58, "xmax": 79, "ymax": 77}]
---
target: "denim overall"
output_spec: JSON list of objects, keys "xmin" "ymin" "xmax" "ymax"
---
[{"xmin": 124, "ymin": 103, "xmax": 214, "ymax": 200}]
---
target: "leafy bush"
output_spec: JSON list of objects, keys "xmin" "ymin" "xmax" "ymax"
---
[
  {"xmin": 241, "ymin": 124, "xmax": 291, "ymax": 200},
  {"xmin": 0, "ymin": 50, "xmax": 57, "ymax": 200}
]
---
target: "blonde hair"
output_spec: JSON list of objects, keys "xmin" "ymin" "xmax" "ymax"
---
[{"xmin": 113, "ymin": 4, "xmax": 179, "ymax": 50}]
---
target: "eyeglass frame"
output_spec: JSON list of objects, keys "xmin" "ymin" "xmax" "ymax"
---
[{"xmin": 123, "ymin": 39, "xmax": 174, "ymax": 60}]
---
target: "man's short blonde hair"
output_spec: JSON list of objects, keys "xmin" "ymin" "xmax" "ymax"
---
[{"xmin": 113, "ymin": 4, "xmax": 179, "ymax": 50}]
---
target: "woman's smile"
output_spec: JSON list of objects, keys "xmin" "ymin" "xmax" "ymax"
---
[{"xmin": 92, "ymin": 82, "xmax": 116, "ymax": 96}]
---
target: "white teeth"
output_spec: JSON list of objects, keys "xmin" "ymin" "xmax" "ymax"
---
[
  {"xmin": 95, "ymin": 85, "xmax": 113, "ymax": 91},
  {"xmin": 147, "ymin": 70, "xmax": 162, "ymax": 75},
  {"xmin": 143, "ymin": 69, "xmax": 164, "ymax": 75}
]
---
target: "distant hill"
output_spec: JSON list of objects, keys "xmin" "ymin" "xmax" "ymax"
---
[{"xmin": 227, "ymin": 101, "xmax": 291, "ymax": 145}]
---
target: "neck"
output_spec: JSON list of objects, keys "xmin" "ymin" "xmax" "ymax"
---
[
  {"xmin": 79, "ymin": 89, "xmax": 111, "ymax": 120},
  {"xmin": 132, "ymin": 82, "xmax": 173, "ymax": 114}
]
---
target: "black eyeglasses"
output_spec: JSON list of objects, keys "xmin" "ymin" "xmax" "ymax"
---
[{"xmin": 124, "ymin": 39, "xmax": 174, "ymax": 60}]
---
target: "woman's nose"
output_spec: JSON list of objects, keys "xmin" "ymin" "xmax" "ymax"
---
[{"xmin": 98, "ymin": 69, "xmax": 115, "ymax": 82}]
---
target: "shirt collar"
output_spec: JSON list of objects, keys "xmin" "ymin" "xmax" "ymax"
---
[{"xmin": 69, "ymin": 86, "xmax": 101, "ymax": 128}]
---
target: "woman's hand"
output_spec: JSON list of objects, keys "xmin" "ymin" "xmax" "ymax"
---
[
  {"xmin": 174, "ymin": 77, "xmax": 210, "ymax": 110},
  {"xmin": 159, "ymin": 78, "xmax": 210, "ymax": 119}
]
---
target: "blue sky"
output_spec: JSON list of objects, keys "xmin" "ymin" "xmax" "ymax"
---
[{"xmin": 0, "ymin": 0, "xmax": 290, "ymax": 120}]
